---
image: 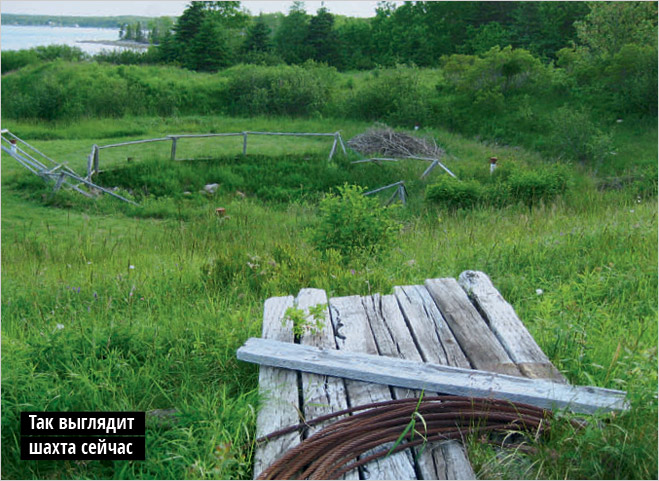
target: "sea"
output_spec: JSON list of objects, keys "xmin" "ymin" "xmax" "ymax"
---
[{"xmin": 1, "ymin": 25, "xmax": 137, "ymax": 55}]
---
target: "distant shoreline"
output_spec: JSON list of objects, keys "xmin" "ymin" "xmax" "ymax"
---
[{"xmin": 77, "ymin": 39, "xmax": 150, "ymax": 50}]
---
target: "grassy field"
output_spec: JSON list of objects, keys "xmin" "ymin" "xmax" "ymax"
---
[{"xmin": 2, "ymin": 115, "xmax": 657, "ymax": 479}]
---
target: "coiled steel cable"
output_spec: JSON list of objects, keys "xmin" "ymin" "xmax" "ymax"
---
[{"xmin": 256, "ymin": 395, "xmax": 551, "ymax": 480}]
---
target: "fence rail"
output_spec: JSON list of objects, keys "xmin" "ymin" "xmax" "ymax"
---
[{"xmin": 87, "ymin": 131, "xmax": 347, "ymax": 181}]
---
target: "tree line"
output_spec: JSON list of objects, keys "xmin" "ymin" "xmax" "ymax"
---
[{"xmin": 130, "ymin": 1, "xmax": 656, "ymax": 72}]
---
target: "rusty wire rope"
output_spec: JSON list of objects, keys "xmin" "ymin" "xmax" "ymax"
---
[{"xmin": 256, "ymin": 395, "xmax": 552, "ymax": 480}]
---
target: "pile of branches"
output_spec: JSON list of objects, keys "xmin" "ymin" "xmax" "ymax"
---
[
  {"xmin": 348, "ymin": 124, "xmax": 445, "ymax": 159},
  {"xmin": 257, "ymin": 395, "xmax": 551, "ymax": 480}
]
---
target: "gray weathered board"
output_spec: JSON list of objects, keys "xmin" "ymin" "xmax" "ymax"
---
[
  {"xmin": 238, "ymin": 338, "xmax": 629, "ymax": 414},
  {"xmin": 244, "ymin": 271, "xmax": 626, "ymax": 480}
]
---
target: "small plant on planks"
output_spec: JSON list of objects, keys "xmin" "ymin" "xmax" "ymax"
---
[{"xmin": 282, "ymin": 303, "xmax": 327, "ymax": 337}]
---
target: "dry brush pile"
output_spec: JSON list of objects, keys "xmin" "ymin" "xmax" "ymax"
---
[{"xmin": 348, "ymin": 124, "xmax": 445, "ymax": 159}]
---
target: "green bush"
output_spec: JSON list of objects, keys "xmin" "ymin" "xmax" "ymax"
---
[
  {"xmin": 425, "ymin": 176, "xmax": 483, "ymax": 209},
  {"xmin": 311, "ymin": 184, "xmax": 400, "ymax": 258},
  {"xmin": 221, "ymin": 62, "xmax": 337, "ymax": 117},
  {"xmin": 1, "ymin": 45, "xmax": 88, "ymax": 74},
  {"xmin": 508, "ymin": 165, "xmax": 570, "ymax": 206},
  {"xmin": 545, "ymin": 107, "xmax": 613, "ymax": 164},
  {"xmin": 343, "ymin": 66, "xmax": 433, "ymax": 126},
  {"xmin": 427, "ymin": 165, "xmax": 571, "ymax": 209}
]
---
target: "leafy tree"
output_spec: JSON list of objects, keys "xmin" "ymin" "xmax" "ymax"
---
[
  {"xmin": 575, "ymin": 1, "xmax": 658, "ymax": 56},
  {"xmin": 274, "ymin": 1, "xmax": 311, "ymax": 64},
  {"xmin": 465, "ymin": 21, "xmax": 513, "ymax": 55},
  {"xmin": 335, "ymin": 18, "xmax": 374, "ymax": 70}
]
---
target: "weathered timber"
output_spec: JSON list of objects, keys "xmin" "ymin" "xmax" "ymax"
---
[
  {"xmin": 237, "ymin": 338, "xmax": 630, "ymax": 414},
  {"xmin": 330, "ymin": 295, "xmax": 417, "ymax": 480},
  {"xmin": 97, "ymin": 137, "xmax": 170, "ymax": 149},
  {"xmin": 425, "ymin": 278, "xmax": 521, "ymax": 376},
  {"xmin": 296, "ymin": 289, "xmax": 352, "ymax": 435},
  {"xmin": 253, "ymin": 296, "xmax": 299, "ymax": 479},
  {"xmin": 298, "ymin": 289, "xmax": 358, "ymax": 480},
  {"xmin": 363, "ymin": 180, "xmax": 405, "ymax": 196},
  {"xmin": 362, "ymin": 294, "xmax": 475, "ymax": 480},
  {"xmin": 458, "ymin": 271, "xmax": 567, "ymax": 382},
  {"xmin": 170, "ymin": 137, "xmax": 177, "ymax": 161},
  {"xmin": 394, "ymin": 285, "xmax": 469, "ymax": 368},
  {"xmin": 245, "ymin": 131, "xmax": 336, "ymax": 137},
  {"xmin": 328, "ymin": 135, "xmax": 338, "ymax": 161}
]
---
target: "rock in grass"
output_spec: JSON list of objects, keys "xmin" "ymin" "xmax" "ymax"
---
[
  {"xmin": 204, "ymin": 183, "xmax": 220, "ymax": 194},
  {"xmin": 147, "ymin": 408, "xmax": 181, "ymax": 429}
]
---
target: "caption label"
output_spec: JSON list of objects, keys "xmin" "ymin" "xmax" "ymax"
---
[{"xmin": 21, "ymin": 412, "xmax": 146, "ymax": 460}]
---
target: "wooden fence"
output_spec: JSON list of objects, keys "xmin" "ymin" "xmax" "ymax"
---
[{"xmin": 86, "ymin": 131, "xmax": 347, "ymax": 181}]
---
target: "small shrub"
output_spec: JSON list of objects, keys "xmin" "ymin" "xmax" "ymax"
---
[
  {"xmin": 311, "ymin": 184, "xmax": 400, "ymax": 258},
  {"xmin": 425, "ymin": 176, "xmax": 483, "ymax": 210},
  {"xmin": 507, "ymin": 165, "xmax": 570, "ymax": 207},
  {"xmin": 546, "ymin": 107, "xmax": 613, "ymax": 164}
]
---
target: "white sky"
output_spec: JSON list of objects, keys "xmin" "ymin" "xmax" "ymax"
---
[{"xmin": 0, "ymin": 1, "xmax": 395, "ymax": 18}]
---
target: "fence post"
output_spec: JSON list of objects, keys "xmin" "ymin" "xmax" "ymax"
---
[
  {"xmin": 337, "ymin": 132, "xmax": 347, "ymax": 155},
  {"xmin": 328, "ymin": 134, "xmax": 338, "ymax": 161},
  {"xmin": 243, "ymin": 132, "xmax": 248, "ymax": 155},
  {"xmin": 170, "ymin": 137, "xmax": 178, "ymax": 161},
  {"xmin": 92, "ymin": 145, "xmax": 100, "ymax": 179}
]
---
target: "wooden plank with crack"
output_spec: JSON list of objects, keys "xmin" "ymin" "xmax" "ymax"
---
[
  {"xmin": 295, "ymin": 289, "xmax": 359, "ymax": 480},
  {"xmin": 394, "ymin": 285, "xmax": 470, "ymax": 368},
  {"xmin": 458, "ymin": 271, "xmax": 567, "ymax": 382},
  {"xmin": 236, "ymin": 337, "xmax": 629, "ymax": 414},
  {"xmin": 330, "ymin": 295, "xmax": 418, "ymax": 480},
  {"xmin": 425, "ymin": 278, "xmax": 522, "ymax": 376},
  {"xmin": 253, "ymin": 296, "xmax": 299, "ymax": 479},
  {"xmin": 362, "ymin": 294, "xmax": 475, "ymax": 480},
  {"xmin": 296, "ymin": 288, "xmax": 351, "ymax": 435}
]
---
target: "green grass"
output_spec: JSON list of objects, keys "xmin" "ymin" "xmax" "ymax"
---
[{"xmin": 2, "ymin": 116, "xmax": 657, "ymax": 479}]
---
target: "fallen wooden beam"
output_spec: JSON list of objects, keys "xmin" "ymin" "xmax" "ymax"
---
[{"xmin": 237, "ymin": 338, "xmax": 629, "ymax": 415}]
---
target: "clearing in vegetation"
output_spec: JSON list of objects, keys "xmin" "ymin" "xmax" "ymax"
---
[{"xmin": 1, "ymin": 114, "xmax": 656, "ymax": 480}]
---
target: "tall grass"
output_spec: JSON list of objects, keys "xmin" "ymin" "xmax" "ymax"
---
[{"xmin": 2, "ymin": 116, "xmax": 656, "ymax": 479}]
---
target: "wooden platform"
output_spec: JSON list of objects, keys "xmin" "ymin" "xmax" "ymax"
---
[{"xmin": 251, "ymin": 271, "xmax": 567, "ymax": 480}]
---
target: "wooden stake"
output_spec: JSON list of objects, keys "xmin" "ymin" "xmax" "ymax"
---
[
  {"xmin": 328, "ymin": 135, "xmax": 338, "ymax": 161},
  {"xmin": 170, "ymin": 137, "xmax": 178, "ymax": 161}
]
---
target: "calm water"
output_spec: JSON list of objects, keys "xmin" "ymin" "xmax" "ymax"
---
[{"xmin": 1, "ymin": 25, "xmax": 135, "ymax": 55}]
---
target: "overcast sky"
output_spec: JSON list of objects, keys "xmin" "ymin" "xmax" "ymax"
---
[{"xmin": 1, "ymin": 1, "xmax": 395, "ymax": 18}]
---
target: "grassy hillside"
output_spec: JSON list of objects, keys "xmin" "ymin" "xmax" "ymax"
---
[{"xmin": 1, "ymin": 114, "xmax": 656, "ymax": 479}]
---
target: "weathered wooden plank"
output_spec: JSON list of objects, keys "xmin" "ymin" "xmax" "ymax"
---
[
  {"xmin": 296, "ymin": 289, "xmax": 352, "ymax": 433},
  {"xmin": 253, "ymin": 296, "xmax": 299, "ymax": 479},
  {"xmin": 331, "ymin": 295, "xmax": 417, "ymax": 481},
  {"xmin": 425, "ymin": 278, "xmax": 521, "ymax": 376},
  {"xmin": 97, "ymin": 137, "xmax": 170, "ymax": 149},
  {"xmin": 458, "ymin": 271, "xmax": 567, "ymax": 382},
  {"xmin": 394, "ymin": 285, "xmax": 470, "ymax": 368},
  {"xmin": 237, "ymin": 338, "xmax": 629, "ymax": 414},
  {"xmin": 297, "ymin": 289, "xmax": 358, "ymax": 480},
  {"xmin": 363, "ymin": 294, "xmax": 475, "ymax": 480}
]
